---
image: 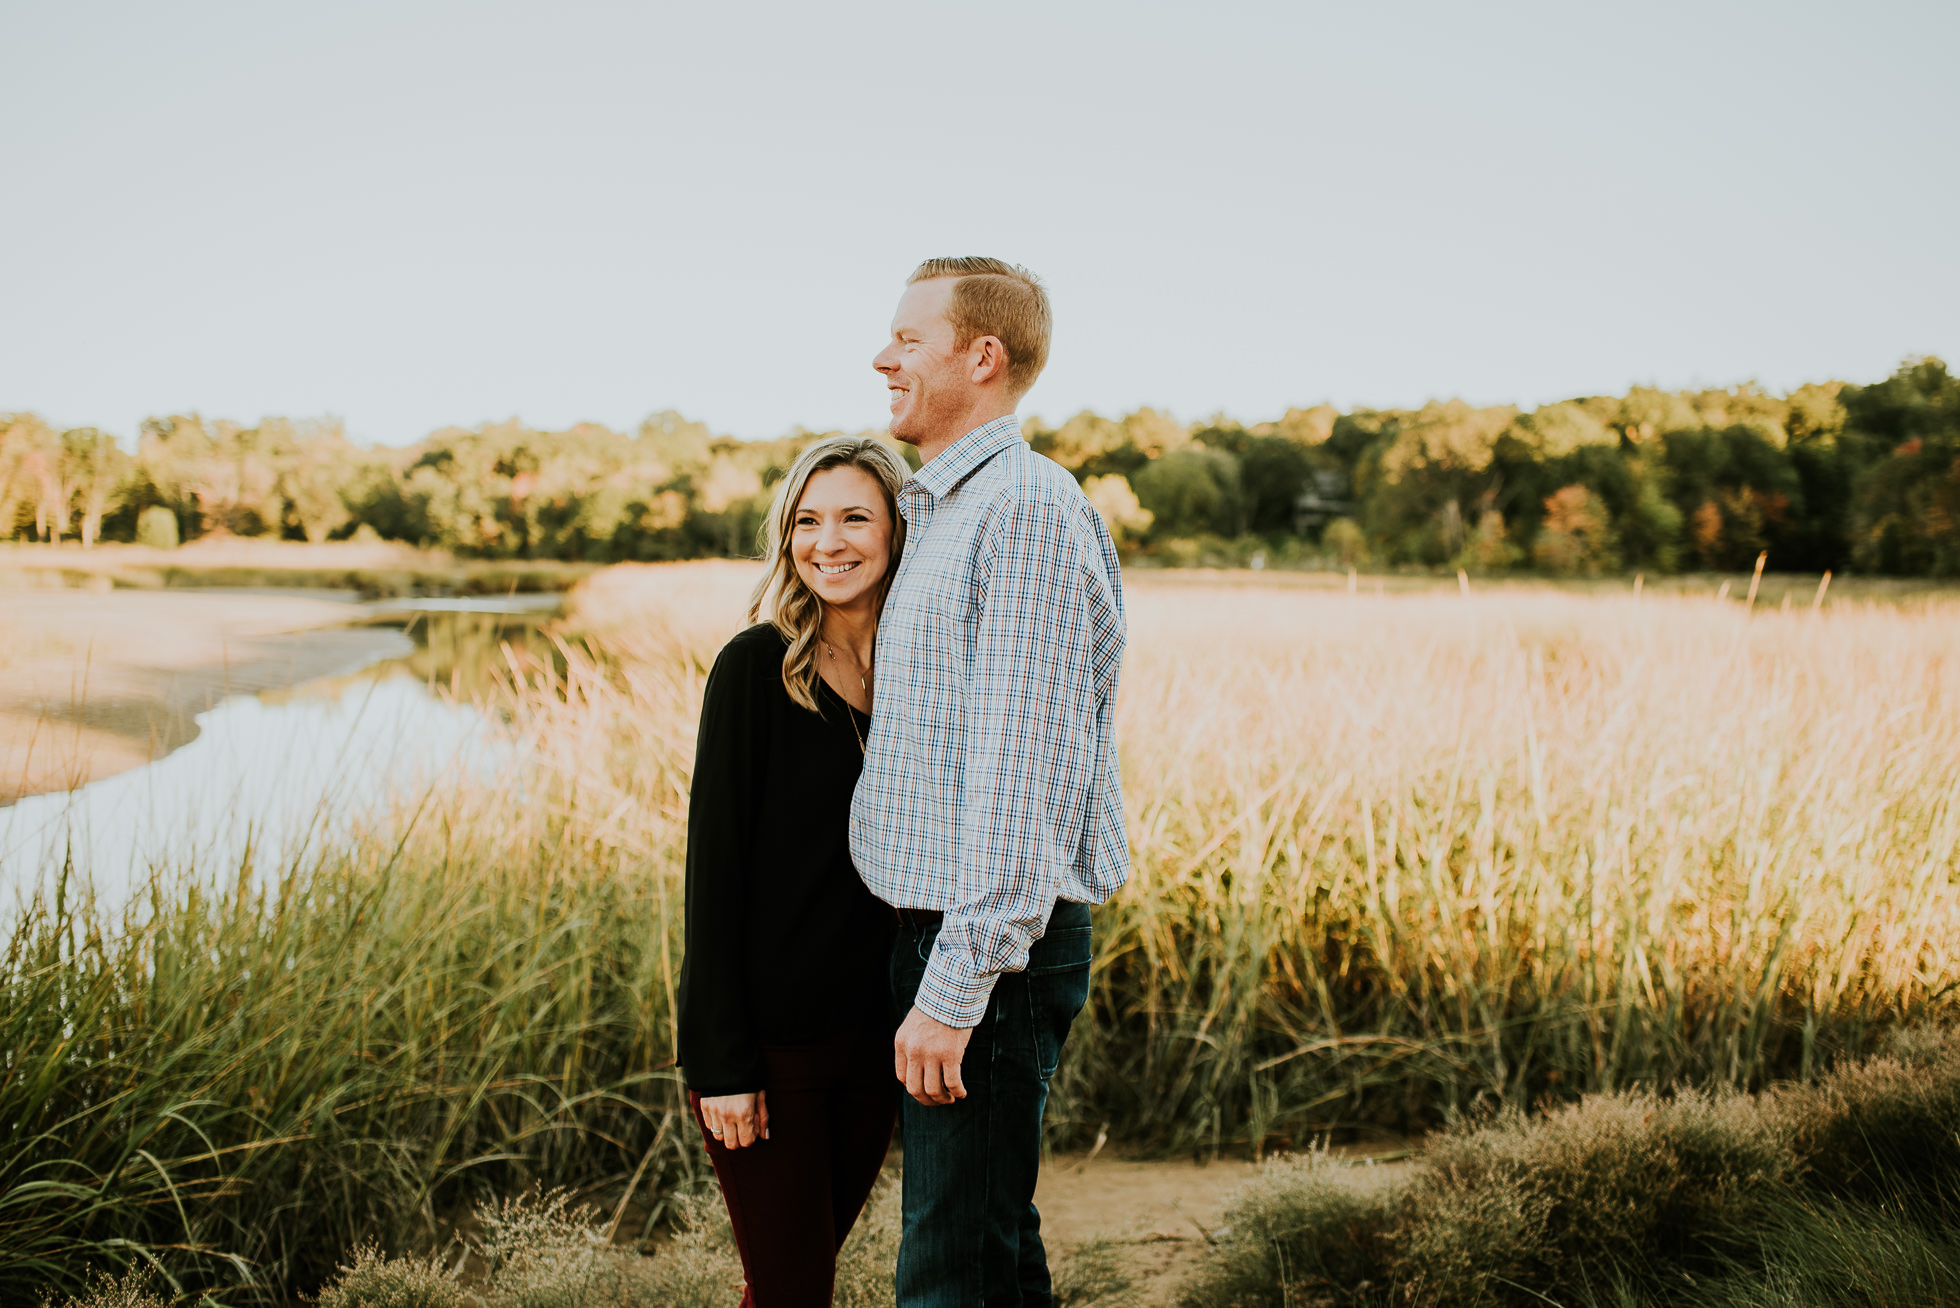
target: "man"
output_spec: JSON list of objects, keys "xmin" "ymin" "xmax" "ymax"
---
[{"xmin": 851, "ymin": 257, "xmax": 1129, "ymax": 1307}]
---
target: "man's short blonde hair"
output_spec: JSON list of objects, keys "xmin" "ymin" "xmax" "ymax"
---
[{"xmin": 908, "ymin": 257, "xmax": 1051, "ymax": 398}]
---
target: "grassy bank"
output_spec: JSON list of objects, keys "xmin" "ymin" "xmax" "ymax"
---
[
  {"xmin": 1179, "ymin": 1027, "xmax": 1960, "ymax": 1307},
  {"xmin": 6, "ymin": 563, "xmax": 1960, "ymax": 1299},
  {"xmin": 0, "ymin": 623, "xmax": 709, "ymax": 1300},
  {"xmin": 0, "ymin": 836, "xmax": 690, "ymax": 1298}
]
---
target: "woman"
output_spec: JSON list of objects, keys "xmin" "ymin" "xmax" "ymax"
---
[{"xmin": 677, "ymin": 434, "xmax": 911, "ymax": 1306}]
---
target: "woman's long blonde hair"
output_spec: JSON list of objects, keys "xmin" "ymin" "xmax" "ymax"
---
[{"xmin": 748, "ymin": 436, "xmax": 912, "ymax": 713}]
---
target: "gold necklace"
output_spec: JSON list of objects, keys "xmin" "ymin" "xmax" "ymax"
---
[{"xmin": 825, "ymin": 641, "xmax": 871, "ymax": 754}]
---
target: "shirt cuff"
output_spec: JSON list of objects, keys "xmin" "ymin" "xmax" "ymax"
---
[{"xmin": 915, "ymin": 938, "xmax": 1000, "ymax": 1029}]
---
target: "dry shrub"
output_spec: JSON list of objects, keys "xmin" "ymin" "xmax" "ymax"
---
[
  {"xmin": 307, "ymin": 1182, "xmax": 915, "ymax": 1308},
  {"xmin": 633, "ymin": 1192, "xmax": 744, "ymax": 1308},
  {"xmin": 1789, "ymin": 1025, "xmax": 1960, "ymax": 1209},
  {"xmin": 314, "ymin": 1246, "xmax": 471, "ymax": 1308},
  {"xmin": 43, "ymin": 1269, "xmax": 173, "ymax": 1308},
  {"xmin": 1179, "ymin": 1030, "xmax": 1960, "ymax": 1308},
  {"xmin": 310, "ymin": 1189, "xmax": 739, "ymax": 1308},
  {"xmin": 1179, "ymin": 1149, "xmax": 1401, "ymax": 1308}
]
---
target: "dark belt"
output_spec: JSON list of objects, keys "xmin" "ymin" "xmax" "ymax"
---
[{"xmin": 893, "ymin": 906, "xmax": 944, "ymax": 929}]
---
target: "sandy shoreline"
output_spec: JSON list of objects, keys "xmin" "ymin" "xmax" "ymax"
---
[{"xmin": 0, "ymin": 587, "xmax": 407, "ymax": 804}]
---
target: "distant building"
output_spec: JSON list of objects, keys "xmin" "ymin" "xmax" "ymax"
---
[{"xmin": 1294, "ymin": 471, "xmax": 1353, "ymax": 534}]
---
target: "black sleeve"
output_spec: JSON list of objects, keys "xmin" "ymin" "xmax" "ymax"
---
[{"xmin": 676, "ymin": 637, "xmax": 765, "ymax": 1095}]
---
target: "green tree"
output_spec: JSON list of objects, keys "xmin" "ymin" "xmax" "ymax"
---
[
  {"xmin": 1846, "ymin": 357, "xmax": 1960, "ymax": 576},
  {"xmin": 62, "ymin": 428, "xmax": 133, "ymax": 548},
  {"xmin": 1660, "ymin": 426, "xmax": 1804, "ymax": 571},
  {"xmin": 1195, "ymin": 425, "xmax": 1313, "ymax": 535},
  {"xmin": 1532, "ymin": 485, "xmax": 1620, "ymax": 575},
  {"xmin": 1357, "ymin": 402, "xmax": 1515, "ymax": 565},
  {"xmin": 1036, "ymin": 411, "xmax": 1127, "ymax": 476},
  {"xmin": 1132, "ymin": 446, "xmax": 1243, "ymax": 539}
]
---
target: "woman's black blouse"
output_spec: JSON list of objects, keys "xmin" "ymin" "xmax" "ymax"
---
[{"xmin": 676, "ymin": 623, "xmax": 895, "ymax": 1096}]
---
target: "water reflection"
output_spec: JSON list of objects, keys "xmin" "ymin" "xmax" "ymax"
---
[
  {"xmin": 366, "ymin": 604, "xmax": 567, "ymax": 699},
  {"xmin": 0, "ymin": 600, "xmax": 558, "ymax": 916}
]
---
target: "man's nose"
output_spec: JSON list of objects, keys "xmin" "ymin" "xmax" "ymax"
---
[{"xmin": 873, "ymin": 344, "xmax": 897, "ymax": 374}]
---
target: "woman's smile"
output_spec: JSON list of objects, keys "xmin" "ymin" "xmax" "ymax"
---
[{"xmin": 817, "ymin": 561, "xmax": 860, "ymax": 575}]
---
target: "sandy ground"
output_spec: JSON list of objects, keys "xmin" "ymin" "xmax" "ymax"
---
[
  {"xmin": 0, "ymin": 535, "xmax": 450, "ymax": 579},
  {"xmin": 1034, "ymin": 1153, "xmax": 1261, "ymax": 1296},
  {"xmin": 0, "ymin": 587, "xmax": 404, "ymax": 803},
  {"xmin": 1032, "ymin": 1147, "xmax": 1411, "ymax": 1301}
]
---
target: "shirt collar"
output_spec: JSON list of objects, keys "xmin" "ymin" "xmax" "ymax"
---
[{"xmin": 907, "ymin": 415, "xmax": 1025, "ymax": 502}]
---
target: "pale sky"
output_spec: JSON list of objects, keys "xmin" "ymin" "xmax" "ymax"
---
[{"xmin": 3, "ymin": 1, "xmax": 1955, "ymax": 446}]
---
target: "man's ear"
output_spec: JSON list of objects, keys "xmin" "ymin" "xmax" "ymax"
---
[{"xmin": 968, "ymin": 336, "xmax": 1009, "ymax": 386}]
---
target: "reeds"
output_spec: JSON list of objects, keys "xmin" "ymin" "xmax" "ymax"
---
[
  {"xmin": 1060, "ymin": 579, "xmax": 1960, "ymax": 1150},
  {"xmin": 0, "ymin": 789, "xmax": 695, "ymax": 1298}
]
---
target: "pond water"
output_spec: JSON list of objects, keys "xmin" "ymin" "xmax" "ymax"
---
[{"xmin": 0, "ymin": 598, "xmax": 558, "ymax": 918}]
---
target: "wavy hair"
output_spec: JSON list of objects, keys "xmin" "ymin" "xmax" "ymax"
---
[{"xmin": 748, "ymin": 436, "xmax": 911, "ymax": 713}]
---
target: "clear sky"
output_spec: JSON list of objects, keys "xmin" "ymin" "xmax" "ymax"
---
[{"xmin": 3, "ymin": 1, "xmax": 1955, "ymax": 446}]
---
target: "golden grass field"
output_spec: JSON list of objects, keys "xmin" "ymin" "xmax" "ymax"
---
[
  {"xmin": 559, "ymin": 562, "xmax": 1960, "ymax": 1132},
  {"xmin": 9, "ymin": 559, "xmax": 1960, "ymax": 1300}
]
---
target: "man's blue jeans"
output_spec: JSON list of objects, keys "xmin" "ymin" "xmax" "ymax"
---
[{"xmin": 890, "ymin": 901, "xmax": 1093, "ymax": 1308}]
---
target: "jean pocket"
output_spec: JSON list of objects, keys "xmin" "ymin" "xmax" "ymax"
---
[
  {"xmin": 1026, "ymin": 925, "xmax": 1092, "ymax": 975},
  {"xmin": 1029, "ymin": 961, "xmax": 1090, "ymax": 1081}
]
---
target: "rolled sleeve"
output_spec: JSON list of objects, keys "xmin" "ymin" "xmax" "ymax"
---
[{"xmin": 914, "ymin": 944, "xmax": 999, "ymax": 1028}]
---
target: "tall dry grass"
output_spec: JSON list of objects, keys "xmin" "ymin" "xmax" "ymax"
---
[
  {"xmin": 1078, "ymin": 576, "xmax": 1960, "ymax": 1146},
  {"xmin": 555, "ymin": 564, "xmax": 1960, "ymax": 1148}
]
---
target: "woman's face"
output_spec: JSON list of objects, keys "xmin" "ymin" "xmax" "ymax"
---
[{"xmin": 791, "ymin": 465, "xmax": 894, "ymax": 612}]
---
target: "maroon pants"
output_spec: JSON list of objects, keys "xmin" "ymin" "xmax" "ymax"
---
[{"xmin": 690, "ymin": 1034, "xmax": 896, "ymax": 1307}]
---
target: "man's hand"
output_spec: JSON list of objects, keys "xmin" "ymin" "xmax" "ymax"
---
[
  {"xmin": 894, "ymin": 1004, "xmax": 975, "ymax": 1106},
  {"xmin": 698, "ymin": 1091, "xmax": 769, "ymax": 1148}
]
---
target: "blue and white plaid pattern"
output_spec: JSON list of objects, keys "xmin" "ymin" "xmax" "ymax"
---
[{"xmin": 851, "ymin": 416, "xmax": 1129, "ymax": 1027}]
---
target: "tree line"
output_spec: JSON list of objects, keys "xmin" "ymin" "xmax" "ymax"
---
[{"xmin": 2, "ymin": 356, "xmax": 1955, "ymax": 575}]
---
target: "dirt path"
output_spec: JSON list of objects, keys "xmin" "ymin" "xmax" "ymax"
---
[
  {"xmin": 1034, "ymin": 1153, "xmax": 1259, "ymax": 1298},
  {"xmin": 1034, "ymin": 1147, "xmax": 1412, "ymax": 1302}
]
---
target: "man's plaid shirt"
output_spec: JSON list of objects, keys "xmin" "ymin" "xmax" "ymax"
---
[{"xmin": 850, "ymin": 415, "xmax": 1129, "ymax": 1028}]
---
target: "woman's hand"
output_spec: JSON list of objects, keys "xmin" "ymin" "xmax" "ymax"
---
[{"xmin": 699, "ymin": 1091, "xmax": 769, "ymax": 1148}]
